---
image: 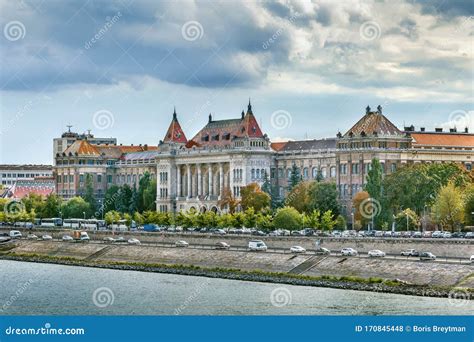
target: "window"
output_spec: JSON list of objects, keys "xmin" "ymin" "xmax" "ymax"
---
[
  {"xmin": 340, "ymin": 164, "xmax": 347, "ymax": 175},
  {"xmin": 57, "ymin": 175, "xmax": 61, "ymax": 183},
  {"xmin": 69, "ymin": 175, "xmax": 74, "ymax": 183},
  {"xmin": 330, "ymin": 166, "xmax": 336, "ymax": 178},
  {"xmin": 287, "ymin": 169, "xmax": 291, "ymax": 179},
  {"xmin": 97, "ymin": 174, "xmax": 102, "ymax": 183},
  {"xmin": 278, "ymin": 168, "xmax": 283, "ymax": 178},
  {"xmin": 107, "ymin": 175, "xmax": 112, "ymax": 183},
  {"xmin": 303, "ymin": 167, "xmax": 309, "ymax": 179},
  {"xmin": 256, "ymin": 169, "xmax": 260, "ymax": 179},
  {"xmin": 251, "ymin": 169, "xmax": 255, "ymax": 179},
  {"xmin": 79, "ymin": 174, "xmax": 84, "ymax": 183},
  {"xmin": 351, "ymin": 164, "xmax": 359, "ymax": 174},
  {"xmin": 312, "ymin": 167, "xmax": 318, "ymax": 178},
  {"xmin": 390, "ymin": 163, "xmax": 397, "ymax": 173},
  {"xmin": 321, "ymin": 167, "xmax": 327, "ymax": 178}
]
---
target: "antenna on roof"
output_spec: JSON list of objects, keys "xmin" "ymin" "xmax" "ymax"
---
[{"xmin": 66, "ymin": 125, "xmax": 73, "ymax": 132}]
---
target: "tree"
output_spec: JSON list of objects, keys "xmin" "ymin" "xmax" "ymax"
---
[
  {"xmin": 243, "ymin": 207, "xmax": 257, "ymax": 228},
  {"xmin": 306, "ymin": 210, "xmax": 321, "ymax": 229},
  {"xmin": 464, "ymin": 184, "xmax": 474, "ymax": 226},
  {"xmin": 285, "ymin": 181, "xmax": 312, "ymax": 213},
  {"xmin": 129, "ymin": 184, "xmax": 139, "ymax": 213},
  {"xmin": 82, "ymin": 174, "xmax": 96, "ymax": 216},
  {"xmin": 261, "ymin": 170, "xmax": 271, "ymax": 194},
  {"xmin": 309, "ymin": 182, "xmax": 340, "ymax": 217},
  {"xmin": 256, "ymin": 212, "xmax": 273, "ymax": 230},
  {"xmin": 119, "ymin": 184, "xmax": 133, "ymax": 213},
  {"xmin": 240, "ymin": 183, "xmax": 270, "ymax": 212},
  {"xmin": 288, "ymin": 164, "xmax": 301, "ymax": 190},
  {"xmin": 320, "ymin": 210, "xmax": 336, "ymax": 231},
  {"xmin": 21, "ymin": 194, "xmax": 45, "ymax": 216},
  {"xmin": 394, "ymin": 208, "xmax": 419, "ymax": 231},
  {"xmin": 43, "ymin": 194, "xmax": 62, "ymax": 218},
  {"xmin": 352, "ymin": 191, "xmax": 370, "ymax": 228},
  {"xmin": 61, "ymin": 197, "xmax": 90, "ymax": 219},
  {"xmin": 103, "ymin": 185, "xmax": 122, "ymax": 213},
  {"xmin": 315, "ymin": 168, "xmax": 324, "ymax": 182},
  {"xmin": 432, "ymin": 181, "xmax": 464, "ymax": 231},
  {"xmin": 137, "ymin": 172, "xmax": 156, "ymax": 212},
  {"xmin": 218, "ymin": 187, "xmax": 239, "ymax": 213},
  {"xmin": 105, "ymin": 210, "xmax": 121, "ymax": 225},
  {"xmin": 273, "ymin": 206, "xmax": 302, "ymax": 230},
  {"xmin": 364, "ymin": 158, "xmax": 386, "ymax": 227},
  {"xmin": 334, "ymin": 215, "xmax": 347, "ymax": 230}
]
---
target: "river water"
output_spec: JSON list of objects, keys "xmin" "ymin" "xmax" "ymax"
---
[{"xmin": 0, "ymin": 261, "xmax": 472, "ymax": 315}]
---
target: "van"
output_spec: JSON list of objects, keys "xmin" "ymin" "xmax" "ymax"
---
[
  {"xmin": 80, "ymin": 232, "xmax": 90, "ymax": 241},
  {"xmin": 248, "ymin": 240, "xmax": 267, "ymax": 251},
  {"xmin": 9, "ymin": 230, "xmax": 22, "ymax": 239}
]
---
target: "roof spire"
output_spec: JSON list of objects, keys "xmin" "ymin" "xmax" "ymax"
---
[
  {"xmin": 173, "ymin": 106, "xmax": 177, "ymax": 120},
  {"xmin": 209, "ymin": 113, "xmax": 212, "ymax": 123},
  {"xmin": 66, "ymin": 125, "xmax": 73, "ymax": 132},
  {"xmin": 366, "ymin": 105, "xmax": 371, "ymax": 114},
  {"xmin": 241, "ymin": 110, "xmax": 245, "ymax": 119},
  {"xmin": 247, "ymin": 98, "xmax": 252, "ymax": 114}
]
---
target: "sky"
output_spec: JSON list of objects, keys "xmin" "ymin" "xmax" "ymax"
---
[{"xmin": 0, "ymin": 0, "xmax": 473, "ymax": 164}]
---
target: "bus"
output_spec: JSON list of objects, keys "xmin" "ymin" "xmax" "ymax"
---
[
  {"xmin": 38, "ymin": 218, "xmax": 63, "ymax": 228},
  {"xmin": 63, "ymin": 219, "xmax": 100, "ymax": 230}
]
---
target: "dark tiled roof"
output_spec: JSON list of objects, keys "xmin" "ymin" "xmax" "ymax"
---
[
  {"xmin": 280, "ymin": 138, "xmax": 337, "ymax": 151},
  {"xmin": 163, "ymin": 111, "xmax": 187, "ymax": 143},
  {"xmin": 344, "ymin": 108, "xmax": 403, "ymax": 137}
]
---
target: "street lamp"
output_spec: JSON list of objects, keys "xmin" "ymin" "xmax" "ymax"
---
[
  {"xmin": 406, "ymin": 211, "xmax": 409, "ymax": 232},
  {"xmin": 83, "ymin": 211, "xmax": 86, "ymax": 220},
  {"xmin": 351, "ymin": 212, "xmax": 354, "ymax": 231}
]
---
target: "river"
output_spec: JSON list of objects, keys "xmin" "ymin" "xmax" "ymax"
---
[{"xmin": 0, "ymin": 261, "xmax": 472, "ymax": 315}]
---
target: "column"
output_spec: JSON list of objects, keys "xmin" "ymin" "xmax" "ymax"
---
[
  {"xmin": 197, "ymin": 164, "xmax": 202, "ymax": 197},
  {"xmin": 177, "ymin": 165, "xmax": 181, "ymax": 198},
  {"xmin": 219, "ymin": 163, "xmax": 224, "ymax": 199},
  {"xmin": 208, "ymin": 163, "xmax": 213, "ymax": 196},
  {"xmin": 186, "ymin": 164, "xmax": 191, "ymax": 198}
]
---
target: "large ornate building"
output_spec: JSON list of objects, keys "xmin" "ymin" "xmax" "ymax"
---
[{"xmin": 53, "ymin": 102, "xmax": 474, "ymax": 217}]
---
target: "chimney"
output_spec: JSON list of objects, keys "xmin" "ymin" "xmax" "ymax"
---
[
  {"xmin": 465, "ymin": 127, "xmax": 469, "ymax": 133},
  {"xmin": 435, "ymin": 128, "xmax": 443, "ymax": 132},
  {"xmin": 449, "ymin": 128, "xmax": 457, "ymax": 133},
  {"xmin": 144, "ymin": 144, "xmax": 148, "ymax": 151},
  {"xmin": 420, "ymin": 127, "xmax": 425, "ymax": 132},
  {"xmin": 209, "ymin": 113, "xmax": 212, "ymax": 123}
]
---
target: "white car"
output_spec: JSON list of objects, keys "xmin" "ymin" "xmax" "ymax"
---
[
  {"xmin": 42, "ymin": 235, "xmax": 53, "ymax": 241},
  {"xmin": 315, "ymin": 247, "xmax": 331, "ymax": 255},
  {"xmin": 80, "ymin": 232, "xmax": 90, "ymax": 241},
  {"xmin": 442, "ymin": 232, "xmax": 452, "ymax": 238},
  {"xmin": 341, "ymin": 248, "xmax": 358, "ymax": 256},
  {"xmin": 175, "ymin": 240, "xmax": 189, "ymax": 247},
  {"xmin": 127, "ymin": 238, "xmax": 141, "ymax": 245},
  {"xmin": 368, "ymin": 249, "xmax": 386, "ymax": 257},
  {"xmin": 62, "ymin": 235, "xmax": 73, "ymax": 242},
  {"xmin": 290, "ymin": 246, "xmax": 306, "ymax": 254},
  {"xmin": 215, "ymin": 242, "xmax": 230, "ymax": 250},
  {"xmin": 419, "ymin": 252, "xmax": 436, "ymax": 261},
  {"xmin": 470, "ymin": 255, "xmax": 474, "ymax": 263},
  {"xmin": 27, "ymin": 234, "xmax": 38, "ymax": 240},
  {"xmin": 248, "ymin": 240, "xmax": 267, "ymax": 251},
  {"xmin": 103, "ymin": 237, "xmax": 115, "ymax": 243},
  {"xmin": 9, "ymin": 230, "xmax": 22, "ymax": 239}
]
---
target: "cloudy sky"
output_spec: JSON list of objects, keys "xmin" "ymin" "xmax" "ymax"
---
[{"xmin": 0, "ymin": 0, "xmax": 473, "ymax": 164}]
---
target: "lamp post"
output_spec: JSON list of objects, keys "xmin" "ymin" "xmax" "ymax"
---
[
  {"xmin": 83, "ymin": 211, "xmax": 86, "ymax": 220},
  {"xmin": 406, "ymin": 211, "xmax": 409, "ymax": 232}
]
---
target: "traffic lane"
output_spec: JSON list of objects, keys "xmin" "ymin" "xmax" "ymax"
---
[{"xmin": 37, "ymin": 237, "xmax": 473, "ymax": 265}]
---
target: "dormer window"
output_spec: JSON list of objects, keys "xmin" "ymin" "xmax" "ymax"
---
[
  {"xmin": 212, "ymin": 134, "xmax": 220, "ymax": 141},
  {"xmin": 202, "ymin": 134, "xmax": 209, "ymax": 142},
  {"xmin": 241, "ymin": 127, "xmax": 245, "ymax": 133},
  {"xmin": 223, "ymin": 133, "xmax": 230, "ymax": 140},
  {"xmin": 252, "ymin": 126, "xmax": 256, "ymax": 133}
]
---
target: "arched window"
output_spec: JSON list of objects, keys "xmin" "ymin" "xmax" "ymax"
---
[
  {"xmin": 321, "ymin": 167, "xmax": 327, "ymax": 178},
  {"xmin": 251, "ymin": 169, "xmax": 255, "ymax": 179},
  {"xmin": 330, "ymin": 166, "xmax": 336, "ymax": 178},
  {"xmin": 303, "ymin": 167, "xmax": 309, "ymax": 179},
  {"xmin": 312, "ymin": 167, "xmax": 318, "ymax": 178},
  {"xmin": 261, "ymin": 169, "xmax": 265, "ymax": 178},
  {"xmin": 287, "ymin": 169, "xmax": 291, "ymax": 179}
]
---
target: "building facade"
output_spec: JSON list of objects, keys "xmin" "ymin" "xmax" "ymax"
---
[{"xmin": 52, "ymin": 102, "xmax": 474, "ymax": 218}]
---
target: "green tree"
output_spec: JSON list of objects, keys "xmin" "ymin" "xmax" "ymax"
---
[
  {"xmin": 320, "ymin": 210, "xmax": 336, "ymax": 231},
  {"xmin": 432, "ymin": 181, "xmax": 465, "ymax": 231},
  {"xmin": 364, "ymin": 158, "xmax": 386, "ymax": 227},
  {"xmin": 288, "ymin": 164, "xmax": 301, "ymax": 191},
  {"xmin": 464, "ymin": 185, "xmax": 474, "ymax": 226},
  {"xmin": 261, "ymin": 170, "xmax": 271, "ymax": 194},
  {"xmin": 137, "ymin": 172, "xmax": 154, "ymax": 212},
  {"xmin": 119, "ymin": 184, "xmax": 133, "ymax": 213},
  {"xmin": 43, "ymin": 194, "xmax": 62, "ymax": 218},
  {"xmin": 21, "ymin": 194, "xmax": 45, "ymax": 216},
  {"xmin": 309, "ymin": 182, "xmax": 340, "ymax": 217},
  {"xmin": 129, "ymin": 184, "xmax": 139, "ymax": 213},
  {"xmin": 334, "ymin": 215, "xmax": 347, "ymax": 230},
  {"xmin": 394, "ymin": 208, "xmax": 419, "ymax": 231},
  {"xmin": 103, "ymin": 185, "xmax": 122, "ymax": 212},
  {"xmin": 82, "ymin": 174, "xmax": 96, "ymax": 216},
  {"xmin": 285, "ymin": 181, "xmax": 312, "ymax": 213},
  {"xmin": 61, "ymin": 197, "xmax": 90, "ymax": 219},
  {"xmin": 256, "ymin": 212, "xmax": 273, "ymax": 230},
  {"xmin": 273, "ymin": 206, "xmax": 302, "ymax": 230},
  {"xmin": 243, "ymin": 207, "xmax": 257, "ymax": 228},
  {"xmin": 105, "ymin": 210, "xmax": 121, "ymax": 225}
]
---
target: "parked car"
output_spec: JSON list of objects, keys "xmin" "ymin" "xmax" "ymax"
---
[
  {"xmin": 432, "ymin": 231, "xmax": 443, "ymax": 238},
  {"xmin": 42, "ymin": 235, "xmax": 53, "ymax": 241},
  {"xmin": 451, "ymin": 232, "xmax": 465, "ymax": 239},
  {"xmin": 400, "ymin": 249, "xmax": 419, "ymax": 257},
  {"xmin": 127, "ymin": 238, "xmax": 141, "ymax": 245},
  {"xmin": 315, "ymin": 247, "xmax": 331, "ymax": 255},
  {"xmin": 290, "ymin": 246, "xmax": 306, "ymax": 254},
  {"xmin": 383, "ymin": 231, "xmax": 392, "ymax": 238},
  {"xmin": 79, "ymin": 232, "xmax": 90, "ymax": 241},
  {"xmin": 412, "ymin": 232, "xmax": 422, "ymax": 238},
  {"xmin": 422, "ymin": 231, "xmax": 432, "ymax": 238},
  {"xmin": 9, "ymin": 230, "xmax": 22, "ymax": 239},
  {"xmin": 215, "ymin": 242, "xmax": 230, "ymax": 250},
  {"xmin": 291, "ymin": 230, "xmax": 303, "ymax": 236},
  {"xmin": 62, "ymin": 235, "xmax": 73, "ymax": 242},
  {"xmin": 27, "ymin": 234, "xmax": 38, "ymax": 240},
  {"xmin": 465, "ymin": 232, "xmax": 474, "ymax": 239},
  {"xmin": 368, "ymin": 249, "xmax": 386, "ymax": 257},
  {"xmin": 442, "ymin": 231, "xmax": 452, "ymax": 239},
  {"xmin": 103, "ymin": 237, "xmax": 115, "ymax": 243},
  {"xmin": 470, "ymin": 255, "xmax": 474, "ymax": 263},
  {"xmin": 175, "ymin": 240, "xmax": 189, "ymax": 248},
  {"xmin": 341, "ymin": 248, "xmax": 358, "ymax": 256},
  {"xmin": 419, "ymin": 252, "xmax": 436, "ymax": 261},
  {"xmin": 248, "ymin": 240, "xmax": 267, "ymax": 251},
  {"xmin": 114, "ymin": 236, "xmax": 127, "ymax": 243},
  {"xmin": 213, "ymin": 229, "xmax": 227, "ymax": 235}
]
